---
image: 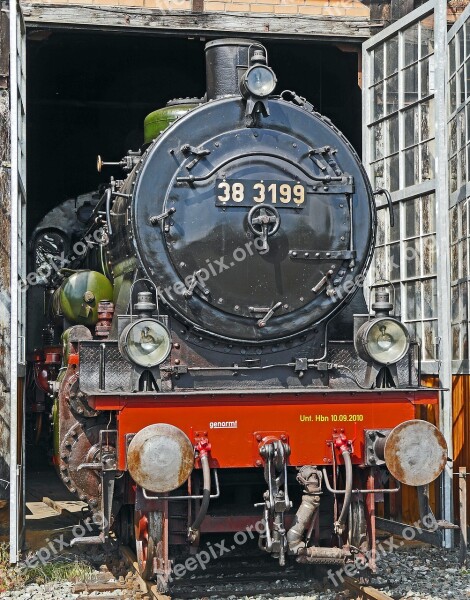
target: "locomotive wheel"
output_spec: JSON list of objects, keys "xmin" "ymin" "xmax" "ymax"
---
[
  {"xmin": 135, "ymin": 510, "xmax": 157, "ymax": 580},
  {"xmin": 134, "ymin": 509, "xmax": 170, "ymax": 591}
]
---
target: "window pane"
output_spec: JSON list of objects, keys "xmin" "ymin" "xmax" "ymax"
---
[
  {"xmin": 405, "ymin": 198, "xmax": 420, "ymax": 237},
  {"xmin": 386, "ymin": 37, "xmax": 399, "ymax": 77},
  {"xmin": 466, "ymin": 61, "xmax": 470, "ymax": 99},
  {"xmin": 374, "ymin": 45, "xmax": 385, "ymax": 84},
  {"xmin": 462, "ymin": 200, "xmax": 468, "ymax": 238},
  {"xmin": 421, "ymin": 140, "xmax": 434, "ymax": 182},
  {"xmin": 461, "ymin": 240, "xmax": 468, "ymax": 279},
  {"xmin": 404, "ymin": 64, "xmax": 419, "ymax": 106},
  {"xmin": 373, "ymin": 160, "xmax": 385, "ymax": 189},
  {"xmin": 450, "ymin": 36, "xmax": 456, "ymax": 76},
  {"xmin": 451, "ymin": 205, "xmax": 459, "ymax": 243},
  {"xmin": 423, "ymin": 321, "xmax": 437, "ymax": 360},
  {"xmin": 406, "ymin": 281, "xmax": 422, "ymax": 319},
  {"xmin": 421, "ymin": 16, "xmax": 434, "ymax": 58},
  {"xmin": 421, "ymin": 101, "xmax": 432, "ymax": 141},
  {"xmin": 376, "ymin": 209, "xmax": 385, "ymax": 245},
  {"xmin": 452, "ymin": 324, "xmax": 461, "ymax": 360},
  {"xmin": 451, "ymin": 243, "xmax": 459, "ymax": 281},
  {"xmin": 421, "ymin": 57, "xmax": 430, "ymax": 98},
  {"xmin": 389, "ymin": 243, "xmax": 400, "ymax": 280},
  {"xmin": 460, "ymin": 148, "xmax": 467, "ymax": 185},
  {"xmin": 459, "ymin": 27, "xmax": 465, "ymax": 67},
  {"xmin": 405, "ymin": 239, "xmax": 421, "ymax": 278},
  {"xmin": 385, "ymin": 74, "xmax": 399, "ymax": 115},
  {"xmin": 373, "ymin": 83, "xmax": 384, "ymax": 120},
  {"xmin": 404, "ymin": 105, "xmax": 419, "ymax": 147},
  {"xmin": 372, "ymin": 122, "xmax": 384, "ymax": 160},
  {"xmin": 423, "ymin": 278, "xmax": 437, "ymax": 319},
  {"xmin": 460, "ymin": 67, "xmax": 466, "ymax": 107},
  {"xmin": 450, "ymin": 75, "xmax": 457, "ymax": 115},
  {"xmin": 461, "ymin": 281, "xmax": 468, "ymax": 317},
  {"xmin": 462, "ymin": 322, "xmax": 468, "ymax": 360},
  {"xmin": 452, "ymin": 285, "xmax": 459, "ymax": 322},
  {"xmin": 388, "ymin": 154, "xmax": 399, "ymax": 192},
  {"xmin": 422, "ymin": 235, "xmax": 436, "ymax": 276},
  {"xmin": 387, "ymin": 114, "xmax": 399, "ymax": 155},
  {"xmin": 467, "ymin": 145, "xmax": 470, "ymax": 182},
  {"xmin": 404, "ymin": 146, "xmax": 419, "ymax": 187},
  {"xmin": 394, "ymin": 286, "xmax": 402, "ymax": 317},
  {"xmin": 390, "ymin": 211, "xmax": 401, "ymax": 242},
  {"xmin": 450, "ymin": 155, "xmax": 458, "ymax": 193},
  {"xmin": 404, "ymin": 24, "xmax": 419, "ymax": 66},
  {"xmin": 407, "ymin": 322, "xmax": 417, "ymax": 343},
  {"xmin": 422, "ymin": 194, "xmax": 435, "ymax": 234},
  {"xmin": 466, "ymin": 20, "xmax": 470, "ymax": 58},
  {"xmin": 449, "ymin": 116, "xmax": 458, "ymax": 156},
  {"xmin": 374, "ymin": 245, "xmax": 386, "ymax": 279},
  {"xmin": 459, "ymin": 109, "xmax": 467, "ymax": 149}
]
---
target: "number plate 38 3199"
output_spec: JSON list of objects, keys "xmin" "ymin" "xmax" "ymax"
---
[{"xmin": 216, "ymin": 179, "xmax": 306, "ymax": 207}]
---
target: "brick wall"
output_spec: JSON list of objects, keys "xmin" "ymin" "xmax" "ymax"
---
[{"xmin": 31, "ymin": 0, "xmax": 370, "ymax": 18}]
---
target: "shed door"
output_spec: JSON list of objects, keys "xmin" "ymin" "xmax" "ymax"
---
[
  {"xmin": 363, "ymin": 1, "xmax": 454, "ymax": 544},
  {"xmin": 9, "ymin": 0, "xmax": 27, "ymax": 563}
]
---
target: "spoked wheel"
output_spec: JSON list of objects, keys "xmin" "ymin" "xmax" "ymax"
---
[{"xmin": 134, "ymin": 508, "xmax": 171, "ymax": 592}]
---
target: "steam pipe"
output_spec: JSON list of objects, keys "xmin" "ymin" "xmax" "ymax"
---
[
  {"xmin": 105, "ymin": 188, "xmax": 113, "ymax": 236},
  {"xmin": 334, "ymin": 450, "xmax": 353, "ymax": 535},
  {"xmin": 286, "ymin": 494, "xmax": 320, "ymax": 553},
  {"xmin": 321, "ymin": 468, "xmax": 400, "ymax": 494},
  {"xmin": 188, "ymin": 453, "xmax": 211, "ymax": 541}
]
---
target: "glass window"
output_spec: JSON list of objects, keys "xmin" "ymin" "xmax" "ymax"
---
[
  {"xmin": 447, "ymin": 15, "xmax": 470, "ymax": 365},
  {"xmin": 366, "ymin": 14, "xmax": 438, "ymax": 365}
]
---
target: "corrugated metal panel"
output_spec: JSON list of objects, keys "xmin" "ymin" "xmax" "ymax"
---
[{"xmin": 451, "ymin": 375, "xmax": 470, "ymax": 517}]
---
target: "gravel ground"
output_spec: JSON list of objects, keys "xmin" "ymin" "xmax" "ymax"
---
[
  {"xmin": 0, "ymin": 546, "xmax": 469, "ymax": 599},
  {"xmin": 371, "ymin": 546, "xmax": 470, "ymax": 600}
]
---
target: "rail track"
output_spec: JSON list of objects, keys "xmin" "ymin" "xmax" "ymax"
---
[{"xmin": 114, "ymin": 544, "xmax": 395, "ymax": 600}]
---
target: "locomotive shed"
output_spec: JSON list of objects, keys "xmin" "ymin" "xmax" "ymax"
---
[
  {"xmin": 23, "ymin": 12, "xmax": 363, "ymax": 501},
  {"xmin": 2, "ymin": 0, "xmax": 470, "ymax": 598}
]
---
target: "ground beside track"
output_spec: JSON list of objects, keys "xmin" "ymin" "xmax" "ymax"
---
[{"xmin": 0, "ymin": 537, "xmax": 468, "ymax": 599}]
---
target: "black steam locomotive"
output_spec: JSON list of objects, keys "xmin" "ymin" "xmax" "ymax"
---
[{"xmin": 27, "ymin": 39, "xmax": 446, "ymax": 590}]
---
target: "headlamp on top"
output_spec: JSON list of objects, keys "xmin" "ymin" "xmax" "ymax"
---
[
  {"xmin": 240, "ymin": 65, "xmax": 277, "ymax": 99},
  {"xmin": 119, "ymin": 318, "xmax": 171, "ymax": 368}
]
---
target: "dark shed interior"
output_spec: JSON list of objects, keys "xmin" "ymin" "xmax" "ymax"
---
[{"xmin": 27, "ymin": 31, "xmax": 362, "ymax": 234}]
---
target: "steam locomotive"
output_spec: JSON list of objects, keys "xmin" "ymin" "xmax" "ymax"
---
[{"xmin": 27, "ymin": 39, "xmax": 447, "ymax": 589}]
